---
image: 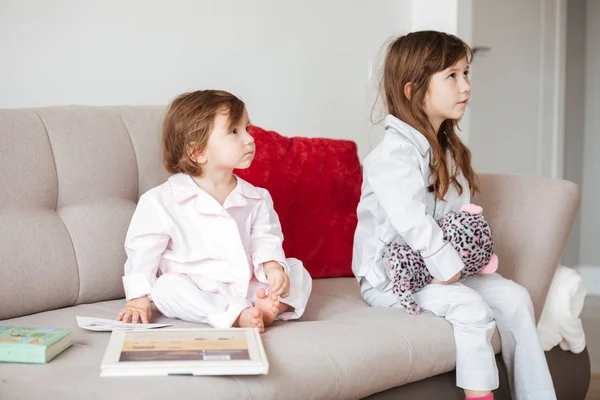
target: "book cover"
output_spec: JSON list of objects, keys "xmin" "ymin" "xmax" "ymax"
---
[
  {"xmin": 101, "ymin": 328, "xmax": 268, "ymax": 377},
  {"xmin": 0, "ymin": 326, "xmax": 73, "ymax": 364}
]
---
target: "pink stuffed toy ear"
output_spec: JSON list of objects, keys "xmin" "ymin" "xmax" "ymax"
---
[
  {"xmin": 460, "ymin": 203, "xmax": 483, "ymax": 214},
  {"xmin": 481, "ymin": 254, "xmax": 498, "ymax": 274}
]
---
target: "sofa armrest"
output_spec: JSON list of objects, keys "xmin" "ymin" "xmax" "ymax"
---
[{"xmin": 472, "ymin": 173, "xmax": 580, "ymax": 322}]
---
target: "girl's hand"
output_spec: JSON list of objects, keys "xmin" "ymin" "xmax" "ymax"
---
[
  {"xmin": 430, "ymin": 271, "xmax": 461, "ymax": 285},
  {"xmin": 445, "ymin": 271, "xmax": 461, "ymax": 284},
  {"xmin": 263, "ymin": 261, "xmax": 290, "ymax": 298},
  {"xmin": 117, "ymin": 296, "xmax": 152, "ymax": 324}
]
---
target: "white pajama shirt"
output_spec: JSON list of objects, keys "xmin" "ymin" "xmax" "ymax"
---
[{"xmin": 123, "ymin": 173, "xmax": 312, "ymax": 328}]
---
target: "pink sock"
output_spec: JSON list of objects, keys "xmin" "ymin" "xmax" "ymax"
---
[{"xmin": 465, "ymin": 394, "xmax": 493, "ymax": 400}]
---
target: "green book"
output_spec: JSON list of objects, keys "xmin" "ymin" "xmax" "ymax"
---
[{"xmin": 0, "ymin": 326, "xmax": 73, "ymax": 364}]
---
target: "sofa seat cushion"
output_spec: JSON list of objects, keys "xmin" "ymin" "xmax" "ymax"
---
[{"xmin": 0, "ymin": 278, "xmax": 500, "ymax": 399}]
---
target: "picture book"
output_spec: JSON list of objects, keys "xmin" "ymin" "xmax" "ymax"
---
[
  {"xmin": 0, "ymin": 326, "xmax": 73, "ymax": 364},
  {"xmin": 100, "ymin": 328, "xmax": 268, "ymax": 377}
]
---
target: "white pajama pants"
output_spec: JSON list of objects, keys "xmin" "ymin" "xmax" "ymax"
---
[
  {"xmin": 150, "ymin": 258, "xmax": 312, "ymax": 329},
  {"xmin": 361, "ymin": 273, "xmax": 556, "ymax": 400}
]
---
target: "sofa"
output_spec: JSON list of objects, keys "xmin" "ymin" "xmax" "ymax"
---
[{"xmin": 0, "ymin": 106, "xmax": 590, "ymax": 400}]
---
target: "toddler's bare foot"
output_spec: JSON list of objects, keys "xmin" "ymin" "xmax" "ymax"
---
[
  {"xmin": 235, "ymin": 306, "xmax": 265, "ymax": 333},
  {"xmin": 255, "ymin": 288, "xmax": 280, "ymax": 326}
]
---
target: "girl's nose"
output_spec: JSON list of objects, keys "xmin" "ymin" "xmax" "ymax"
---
[
  {"xmin": 461, "ymin": 78, "xmax": 471, "ymax": 94},
  {"xmin": 244, "ymin": 133, "xmax": 255, "ymax": 145}
]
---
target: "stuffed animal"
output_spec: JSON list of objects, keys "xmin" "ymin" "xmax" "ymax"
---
[{"xmin": 383, "ymin": 203, "xmax": 498, "ymax": 314}]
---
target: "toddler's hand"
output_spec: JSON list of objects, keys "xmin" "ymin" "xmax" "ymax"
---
[
  {"xmin": 263, "ymin": 261, "xmax": 290, "ymax": 298},
  {"xmin": 117, "ymin": 296, "xmax": 152, "ymax": 324}
]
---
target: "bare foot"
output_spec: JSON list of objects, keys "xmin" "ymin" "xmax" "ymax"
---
[
  {"xmin": 235, "ymin": 306, "xmax": 265, "ymax": 333},
  {"xmin": 464, "ymin": 390, "xmax": 492, "ymax": 398},
  {"xmin": 255, "ymin": 288, "xmax": 281, "ymax": 326}
]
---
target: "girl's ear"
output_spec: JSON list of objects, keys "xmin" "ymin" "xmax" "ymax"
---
[
  {"xmin": 188, "ymin": 145, "xmax": 207, "ymax": 164},
  {"xmin": 195, "ymin": 151, "xmax": 207, "ymax": 164},
  {"xmin": 404, "ymin": 82, "xmax": 414, "ymax": 101}
]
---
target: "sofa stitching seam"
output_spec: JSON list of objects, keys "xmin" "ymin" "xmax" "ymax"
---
[
  {"xmin": 323, "ymin": 352, "xmax": 343, "ymax": 399},
  {"xmin": 231, "ymin": 376, "xmax": 253, "ymax": 399},
  {"xmin": 396, "ymin": 332, "xmax": 415, "ymax": 385},
  {"xmin": 113, "ymin": 108, "xmax": 140, "ymax": 200},
  {"xmin": 34, "ymin": 110, "xmax": 81, "ymax": 305}
]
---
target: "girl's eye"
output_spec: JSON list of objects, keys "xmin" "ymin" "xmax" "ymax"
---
[
  {"xmin": 464, "ymin": 70, "xmax": 470, "ymax": 77},
  {"xmin": 448, "ymin": 73, "xmax": 456, "ymax": 79},
  {"xmin": 232, "ymin": 129, "xmax": 238, "ymax": 135}
]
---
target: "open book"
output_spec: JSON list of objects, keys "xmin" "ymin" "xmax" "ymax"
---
[{"xmin": 100, "ymin": 327, "xmax": 268, "ymax": 377}]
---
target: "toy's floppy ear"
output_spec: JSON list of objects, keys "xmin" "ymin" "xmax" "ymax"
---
[
  {"xmin": 460, "ymin": 203, "xmax": 483, "ymax": 214},
  {"xmin": 481, "ymin": 254, "xmax": 498, "ymax": 274}
]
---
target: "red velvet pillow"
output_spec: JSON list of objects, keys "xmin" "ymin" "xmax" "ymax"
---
[{"xmin": 235, "ymin": 126, "xmax": 362, "ymax": 279}]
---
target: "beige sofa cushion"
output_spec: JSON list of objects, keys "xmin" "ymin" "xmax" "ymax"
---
[
  {"xmin": 0, "ymin": 107, "xmax": 169, "ymax": 320},
  {"xmin": 0, "ymin": 278, "xmax": 502, "ymax": 400},
  {"xmin": 473, "ymin": 174, "xmax": 579, "ymax": 321},
  {"xmin": 0, "ymin": 109, "xmax": 80, "ymax": 318}
]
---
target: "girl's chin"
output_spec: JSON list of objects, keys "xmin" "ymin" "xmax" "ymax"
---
[{"xmin": 235, "ymin": 161, "xmax": 253, "ymax": 170}]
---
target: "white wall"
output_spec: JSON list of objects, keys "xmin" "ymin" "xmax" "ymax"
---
[
  {"xmin": 467, "ymin": 0, "xmax": 567, "ymax": 179},
  {"xmin": 0, "ymin": 0, "xmax": 413, "ymax": 159}
]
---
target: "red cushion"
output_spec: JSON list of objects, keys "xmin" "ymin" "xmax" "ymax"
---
[{"xmin": 235, "ymin": 126, "xmax": 362, "ymax": 279}]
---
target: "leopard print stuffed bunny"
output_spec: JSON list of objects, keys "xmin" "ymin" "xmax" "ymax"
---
[{"xmin": 383, "ymin": 203, "xmax": 498, "ymax": 314}]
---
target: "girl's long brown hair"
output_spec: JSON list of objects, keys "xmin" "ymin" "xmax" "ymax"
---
[{"xmin": 382, "ymin": 30, "xmax": 479, "ymax": 200}]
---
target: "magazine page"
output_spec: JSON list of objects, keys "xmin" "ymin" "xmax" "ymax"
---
[{"xmin": 76, "ymin": 316, "xmax": 171, "ymax": 332}]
